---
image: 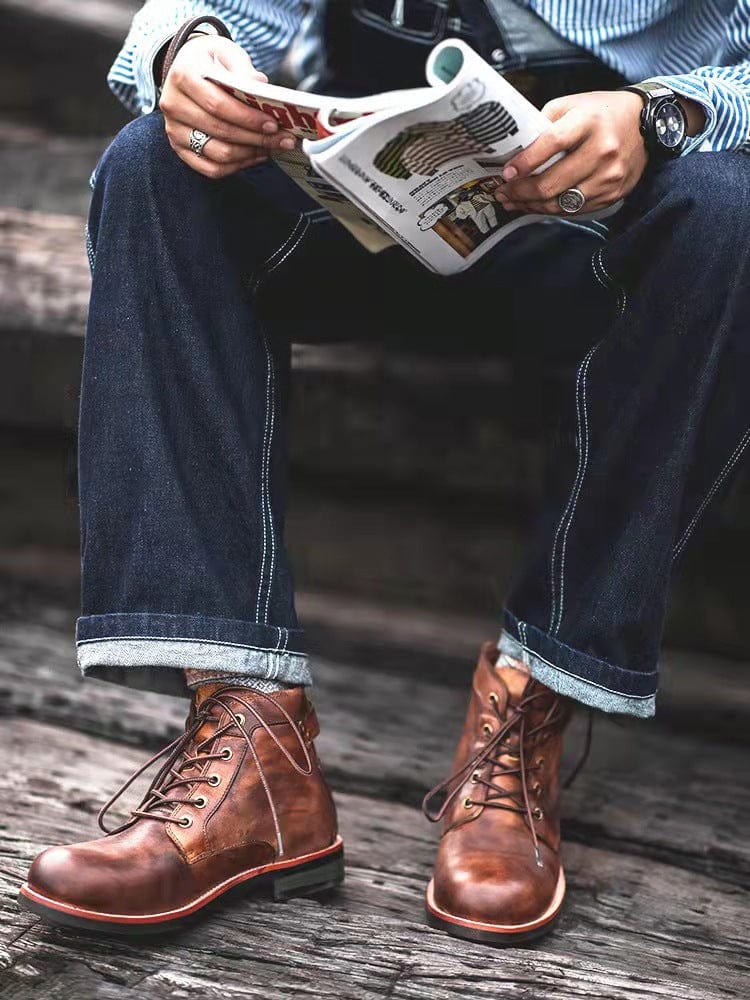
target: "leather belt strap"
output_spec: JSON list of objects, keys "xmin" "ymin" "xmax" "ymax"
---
[{"xmin": 160, "ymin": 15, "xmax": 233, "ymax": 87}]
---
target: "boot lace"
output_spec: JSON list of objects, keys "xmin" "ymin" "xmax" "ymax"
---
[
  {"xmin": 422, "ymin": 685, "xmax": 590, "ymax": 868},
  {"xmin": 97, "ymin": 689, "xmax": 313, "ymax": 836}
]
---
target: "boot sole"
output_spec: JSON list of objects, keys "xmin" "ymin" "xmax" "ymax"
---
[
  {"xmin": 17, "ymin": 837, "xmax": 344, "ymax": 936},
  {"xmin": 424, "ymin": 867, "xmax": 565, "ymax": 946}
]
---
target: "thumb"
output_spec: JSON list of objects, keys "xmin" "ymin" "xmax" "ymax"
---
[
  {"xmin": 541, "ymin": 95, "xmax": 576, "ymax": 122},
  {"xmin": 211, "ymin": 37, "xmax": 267, "ymax": 82}
]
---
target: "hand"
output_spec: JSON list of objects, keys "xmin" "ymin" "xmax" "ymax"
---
[
  {"xmin": 495, "ymin": 90, "xmax": 648, "ymax": 215},
  {"xmin": 159, "ymin": 34, "xmax": 296, "ymax": 179}
]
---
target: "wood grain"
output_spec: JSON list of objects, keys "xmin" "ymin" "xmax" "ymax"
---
[
  {"xmin": 1, "ymin": 718, "xmax": 747, "ymax": 999},
  {"xmin": 1, "ymin": 619, "xmax": 748, "ymax": 889}
]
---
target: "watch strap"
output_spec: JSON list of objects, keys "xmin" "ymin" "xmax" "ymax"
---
[
  {"xmin": 161, "ymin": 15, "xmax": 233, "ymax": 87},
  {"xmin": 623, "ymin": 81, "xmax": 675, "ymax": 102}
]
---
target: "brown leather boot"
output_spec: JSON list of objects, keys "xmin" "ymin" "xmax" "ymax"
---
[
  {"xmin": 19, "ymin": 685, "xmax": 343, "ymax": 934},
  {"xmin": 424, "ymin": 642, "xmax": 571, "ymax": 945}
]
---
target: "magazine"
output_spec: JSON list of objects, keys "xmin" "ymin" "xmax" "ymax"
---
[{"xmin": 207, "ymin": 39, "xmax": 613, "ymax": 275}]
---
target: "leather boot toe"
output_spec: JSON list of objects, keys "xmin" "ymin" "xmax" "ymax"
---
[
  {"xmin": 20, "ymin": 685, "xmax": 343, "ymax": 934},
  {"xmin": 424, "ymin": 643, "xmax": 571, "ymax": 945}
]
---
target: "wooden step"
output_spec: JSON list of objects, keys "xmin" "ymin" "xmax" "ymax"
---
[
  {"xmin": 1, "ymin": 612, "xmax": 748, "ymax": 889},
  {"xmin": 0, "ymin": 1, "xmax": 134, "ymax": 135},
  {"xmin": 2, "ymin": 715, "xmax": 747, "ymax": 998}
]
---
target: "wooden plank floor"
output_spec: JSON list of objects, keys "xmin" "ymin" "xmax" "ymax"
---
[{"xmin": 1, "ymin": 606, "xmax": 748, "ymax": 999}]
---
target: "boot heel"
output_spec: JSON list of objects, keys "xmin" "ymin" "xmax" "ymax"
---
[{"xmin": 272, "ymin": 848, "xmax": 345, "ymax": 902}]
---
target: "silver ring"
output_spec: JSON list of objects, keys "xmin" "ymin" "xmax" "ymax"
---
[
  {"xmin": 189, "ymin": 128, "xmax": 212, "ymax": 158},
  {"xmin": 558, "ymin": 187, "xmax": 586, "ymax": 214}
]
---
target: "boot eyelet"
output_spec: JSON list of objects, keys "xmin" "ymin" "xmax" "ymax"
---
[
  {"xmin": 193, "ymin": 795, "xmax": 208, "ymax": 809},
  {"xmin": 488, "ymin": 692, "xmax": 498, "ymax": 706},
  {"xmin": 532, "ymin": 807, "xmax": 544, "ymax": 821},
  {"xmin": 234, "ymin": 713, "xmax": 245, "ymax": 725},
  {"xmin": 536, "ymin": 756, "xmax": 545, "ymax": 768},
  {"xmin": 532, "ymin": 782, "xmax": 542, "ymax": 796},
  {"xmin": 207, "ymin": 774, "xmax": 221, "ymax": 787},
  {"xmin": 482, "ymin": 724, "xmax": 493, "ymax": 737},
  {"xmin": 220, "ymin": 747, "xmax": 233, "ymax": 760},
  {"xmin": 463, "ymin": 797, "xmax": 474, "ymax": 809},
  {"xmin": 178, "ymin": 816, "xmax": 193, "ymax": 828},
  {"xmin": 471, "ymin": 771, "xmax": 480, "ymax": 783}
]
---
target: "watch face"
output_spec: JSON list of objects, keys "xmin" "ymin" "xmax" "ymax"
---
[{"xmin": 654, "ymin": 100, "xmax": 686, "ymax": 149}]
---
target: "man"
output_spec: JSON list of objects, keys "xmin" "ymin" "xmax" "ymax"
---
[{"xmin": 18, "ymin": 0, "xmax": 750, "ymax": 945}]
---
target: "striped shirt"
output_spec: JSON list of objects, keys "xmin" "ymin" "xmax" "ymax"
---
[
  {"xmin": 109, "ymin": 1, "xmax": 750, "ymax": 154},
  {"xmin": 374, "ymin": 102, "xmax": 519, "ymax": 178}
]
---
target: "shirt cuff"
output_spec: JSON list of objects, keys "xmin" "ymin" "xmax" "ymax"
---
[
  {"xmin": 137, "ymin": 15, "xmax": 228, "ymax": 114},
  {"xmin": 649, "ymin": 73, "xmax": 750, "ymax": 155}
]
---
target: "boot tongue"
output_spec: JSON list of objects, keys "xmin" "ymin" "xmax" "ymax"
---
[
  {"xmin": 192, "ymin": 682, "xmax": 229, "ymax": 709},
  {"xmin": 494, "ymin": 661, "xmax": 534, "ymax": 702}
]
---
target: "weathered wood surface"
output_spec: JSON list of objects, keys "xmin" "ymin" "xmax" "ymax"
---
[
  {"xmin": 0, "ymin": 125, "xmax": 105, "ymax": 217},
  {"xmin": 0, "ymin": 2, "xmax": 134, "ymax": 135},
  {"xmin": 1, "ymin": 718, "xmax": 747, "ymax": 999},
  {"xmin": 0, "ymin": 210, "xmax": 89, "ymax": 338},
  {"xmin": 1, "ymin": 617, "xmax": 749, "ymax": 891}
]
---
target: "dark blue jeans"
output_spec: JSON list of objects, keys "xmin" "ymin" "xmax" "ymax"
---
[{"xmin": 79, "ymin": 111, "xmax": 750, "ymax": 716}]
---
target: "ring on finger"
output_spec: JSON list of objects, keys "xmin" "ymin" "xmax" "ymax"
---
[
  {"xmin": 189, "ymin": 128, "xmax": 212, "ymax": 158},
  {"xmin": 557, "ymin": 187, "xmax": 586, "ymax": 214}
]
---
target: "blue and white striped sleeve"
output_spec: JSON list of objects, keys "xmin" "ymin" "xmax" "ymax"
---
[
  {"xmin": 108, "ymin": 0, "xmax": 306, "ymax": 116},
  {"xmin": 650, "ymin": 3, "xmax": 750, "ymax": 154}
]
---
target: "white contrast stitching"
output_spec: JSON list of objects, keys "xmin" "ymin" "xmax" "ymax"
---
[
  {"xmin": 261, "ymin": 213, "xmax": 304, "ymax": 272},
  {"xmin": 254, "ymin": 217, "xmax": 310, "ymax": 624},
  {"xmin": 673, "ymin": 425, "xmax": 750, "ymax": 560},
  {"xmin": 548, "ymin": 343, "xmax": 597, "ymax": 632},
  {"xmin": 548, "ymin": 343, "xmax": 600, "ymax": 635},
  {"xmin": 255, "ymin": 331, "xmax": 273, "ymax": 623},
  {"xmin": 260, "ymin": 332, "xmax": 277, "ymax": 625},
  {"xmin": 76, "ymin": 635, "xmax": 304, "ymax": 654},
  {"xmin": 591, "ymin": 250, "xmax": 609, "ymax": 291},
  {"xmin": 597, "ymin": 247, "xmax": 627, "ymax": 318},
  {"xmin": 265, "ymin": 217, "xmax": 310, "ymax": 278},
  {"xmin": 508, "ymin": 630, "xmax": 655, "ymax": 700},
  {"xmin": 554, "ymin": 344, "xmax": 598, "ymax": 634}
]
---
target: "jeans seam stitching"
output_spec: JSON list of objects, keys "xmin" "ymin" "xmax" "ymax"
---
[
  {"xmin": 591, "ymin": 249, "xmax": 609, "ymax": 291},
  {"xmin": 265, "ymin": 216, "xmax": 311, "ymax": 278},
  {"xmin": 509, "ymin": 625, "xmax": 655, "ymax": 699},
  {"xmin": 260, "ymin": 213, "xmax": 305, "ymax": 273},
  {"xmin": 255, "ymin": 217, "xmax": 310, "ymax": 624},
  {"xmin": 255, "ymin": 329, "xmax": 275, "ymax": 624},
  {"xmin": 672, "ymin": 425, "xmax": 750, "ymax": 560},
  {"xmin": 554, "ymin": 343, "xmax": 599, "ymax": 634},
  {"xmin": 76, "ymin": 636, "xmax": 306, "ymax": 655},
  {"xmin": 548, "ymin": 342, "xmax": 599, "ymax": 634},
  {"xmin": 597, "ymin": 247, "xmax": 627, "ymax": 317}
]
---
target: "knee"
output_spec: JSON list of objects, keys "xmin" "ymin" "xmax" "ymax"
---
[
  {"xmin": 92, "ymin": 112, "xmax": 175, "ymax": 193},
  {"xmin": 650, "ymin": 152, "xmax": 750, "ymax": 237}
]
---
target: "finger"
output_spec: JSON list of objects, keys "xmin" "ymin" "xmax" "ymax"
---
[
  {"xmin": 500, "ymin": 175, "xmax": 616, "ymax": 216},
  {"xmin": 500, "ymin": 144, "xmax": 593, "ymax": 204},
  {"xmin": 163, "ymin": 93, "xmax": 279, "ymax": 145},
  {"xmin": 189, "ymin": 135, "xmax": 259, "ymax": 166},
  {"xmin": 540, "ymin": 94, "xmax": 576, "ymax": 123},
  {"xmin": 210, "ymin": 36, "xmax": 267, "ymax": 79},
  {"xmin": 500, "ymin": 110, "xmax": 589, "ymax": 181},
  {"xmin": 166, "ymin": 104, "xmax": 297, "ymax": 153},
  {"xmin": 169, "ymin": 66, "xmax": 279, "ymax": 132},
  {"xmin": 173, "ymin": 145, "xmax": 268, "ymax": 179}
]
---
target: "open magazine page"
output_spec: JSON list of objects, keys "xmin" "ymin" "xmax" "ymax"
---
[
  {"xmin": 204, "ymin": 68, "xmax": 434, "ymax": 252},
  {"xmin": 304, "ymin": 40, "xmax": 566, "ymax": 275}
]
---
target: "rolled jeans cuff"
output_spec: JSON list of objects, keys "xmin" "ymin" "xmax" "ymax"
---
[
  {"xmin": 76, "ymin": 612, "xmax": 311, "ymax": 697},
  {"xmin": 501, "ymin": 610, "xmax": 656, "ymax": 718}
]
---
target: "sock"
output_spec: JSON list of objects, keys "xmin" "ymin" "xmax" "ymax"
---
[
  {"xmin": 184, "ymin": 669, "xmax": 295, "ymax": 694},
  {"xmin": 496, "ymin": 633, "xmax": 531, "ymax": 674}
]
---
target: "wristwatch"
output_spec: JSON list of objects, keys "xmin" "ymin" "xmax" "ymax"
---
[{"xmin": 623, "ymin": 82, "xmax": 688, "ymax": 160}]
